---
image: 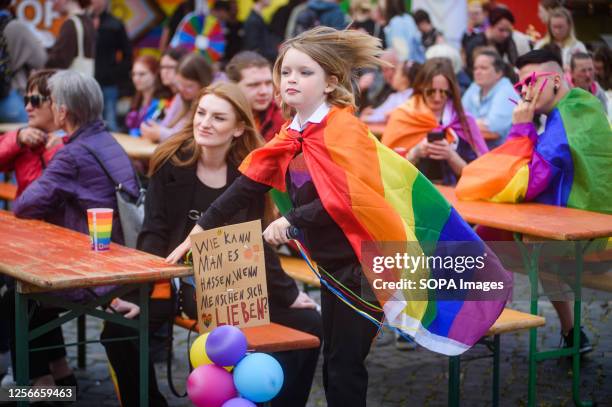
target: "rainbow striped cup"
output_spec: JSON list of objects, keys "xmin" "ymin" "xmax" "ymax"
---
[{"xmin": 87, "ymin": 208, "xmax": 113, "ymax": 251}]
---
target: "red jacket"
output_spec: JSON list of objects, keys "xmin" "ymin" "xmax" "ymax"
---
[
  {"xmin": 0, "ymin": 130, "xmax": 63, "ymax": 197},
  {"xmin": 255, "ymin": 102, "xmax": 285, "ymax": 142}
]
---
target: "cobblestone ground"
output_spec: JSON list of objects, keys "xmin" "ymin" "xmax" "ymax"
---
[{"xmin": 4, "ymin": 274, "xmax": 611, "ymax": 406}]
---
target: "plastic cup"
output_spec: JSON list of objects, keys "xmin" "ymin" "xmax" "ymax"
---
[{"xmin": 87, "ymin": 208, "xmax": 113, "ymax": 251}]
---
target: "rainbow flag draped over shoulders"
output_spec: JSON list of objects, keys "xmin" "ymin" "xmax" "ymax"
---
[
  {"xmin": 240, "ymin": 106, "xmax": 511, "ymax": 356},
  {"xmin": 457, "ymin": 89, "xmax": 612, "ymax": 214}
]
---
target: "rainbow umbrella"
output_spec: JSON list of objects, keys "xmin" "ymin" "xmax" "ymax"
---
[{"xmin": 170, "ymin": 11, "xmax": 225, "ymax": 63}]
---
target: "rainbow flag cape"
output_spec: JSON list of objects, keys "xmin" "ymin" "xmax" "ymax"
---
[
  {"xmin": 239, "ymin": 106, "xmax": 511, "ymax": 355},
  {"xmin": 456, "ymin": 89, "xmax": 612, "ymax": 214},
  {"xmin": 381, "ymin": 96, "xmax": 489, "ymax": 156}
]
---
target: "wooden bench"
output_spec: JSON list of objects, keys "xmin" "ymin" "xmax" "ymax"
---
[
  {"xmin": 279, "ymin": 255, "xmax": 320, "ymax": 290},
  {"xmin": 174, "ymin": 317, "xmax": 320, "ymax": 353},
  {"xmin": 448, "ymin": 308, "xmax": 546, "ymax": 407}
]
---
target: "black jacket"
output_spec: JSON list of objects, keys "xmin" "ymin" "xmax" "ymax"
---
[
  {"xmin": 94, "ymin": 11, "xmax": 132, "ymax": 87},
  {"xmin": 137, "ymin": 159, "xmax": 299, "ymax": 308},
  {"xmin": 242, "ymin": 10, "xmax": 280, "ymax": 62}
]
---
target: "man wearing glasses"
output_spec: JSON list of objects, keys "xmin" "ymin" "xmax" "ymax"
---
[{"xmin": 457, "ymin": 49, "xmax": 612, "ymax": 353}]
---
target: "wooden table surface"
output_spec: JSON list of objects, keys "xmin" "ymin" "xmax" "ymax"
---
[
  {"xmin": 112, "ymin": 133, "xmax": 158, "ymax": 161},
  {"xmin": 437, "ymin": 186, "xmax": 612, "ymax": 241},
  {"xmin": 0, "ymin": 211, "xmax": 190, "ymax": 291},
  {"xmin": 0, "ymin": 122, "xmax": 25, "ymax": 133}
]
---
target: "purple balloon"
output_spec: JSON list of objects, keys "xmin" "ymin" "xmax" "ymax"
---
[
  {"xmin": 222, "ymin": 398, "xmax": 257, "ymax": 407},
  {"xmin": 187, "ymin": 365, "xmax": 237, "ymax": 407},
  {"xmin": 206, "ymin": 325, "xmax": 247, "ymax": 366}
]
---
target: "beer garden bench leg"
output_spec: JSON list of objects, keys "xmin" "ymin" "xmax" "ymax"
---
[
  {"xmin": 12, "ymin": 284, "xmax": 150, "ymax": 407},
  {"xmin": 514, "ymin": 235, "xmax": 593, "ymax": 407}
]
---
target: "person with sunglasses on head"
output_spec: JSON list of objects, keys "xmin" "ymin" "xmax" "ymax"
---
[
  {"xmin": 0, "ymin": 69, "xmax": 63, "ymax": 197},
  {"xmin": 382, "ymin": 57, "xmax": 488, "ymax": 350},
  {"xmin": 382, "ymin": 58, "xmax": 488, "ymax": 187},
  {"xmin": 457, "ymin": 48, "xmax": 612, "ymax": 353}
]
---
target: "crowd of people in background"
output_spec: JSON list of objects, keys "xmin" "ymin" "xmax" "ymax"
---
[
  {"xmin": 1, "ymin": 0, "xmax": 610, "ymax": 132},
  {"xmin": 0, "ymin": 0, "xmax": 611, "ymax": 405}
]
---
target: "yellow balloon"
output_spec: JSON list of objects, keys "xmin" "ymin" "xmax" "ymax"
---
[
  {"xmin": 189, "ymin": 333, "xmax": 233, "ymax": 371},
  {"xmin": 189, "ymin": 333, "xmax": 212, "ymax": 368}
]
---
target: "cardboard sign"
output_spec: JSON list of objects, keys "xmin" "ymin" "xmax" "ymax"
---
[{"xmin": 191, "ymin": 220, "xmax": 269, "ymax": 333}]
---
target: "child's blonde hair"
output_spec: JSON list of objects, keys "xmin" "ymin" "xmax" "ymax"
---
[{"xmin": 273, "ymin": 26, "xmax": 385, "ymax": 115}]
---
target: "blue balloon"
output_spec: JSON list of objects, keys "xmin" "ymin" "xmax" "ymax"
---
[
  {"xmin": 233, "ymin": 353, "xmax": 284, "ymax": 403},
  {"xmin": 222, "ymin": 398, "xmax": 257, "ymax": 407}
]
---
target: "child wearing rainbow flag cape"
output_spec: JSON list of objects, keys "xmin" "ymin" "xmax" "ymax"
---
[
  {"xmin": 167, "ymin": 27, "xmax": 511, "ymax": 406},
  {"xmin": 457, "ymin": 49, "xmax": 612, "ymax": 352}
]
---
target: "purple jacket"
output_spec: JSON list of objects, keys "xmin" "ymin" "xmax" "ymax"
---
[{"xmin": 14, "ymin": 120, "xmax": 139, "ymax": 244}]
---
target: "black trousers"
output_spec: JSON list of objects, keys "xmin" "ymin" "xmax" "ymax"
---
[
  {"xmin": 0, "ymin": 276, "xmax": 11, "ymax": 353},
  {"xmin": 268, "ymin": 305, "xmax": 321, "ymax": 407},
  {"xmin": 100, "ymin": 297, "xmax": 172, "ymax": 407},
  {"xmin": 320, "ymin": 262, "xmax": 382, "ymax": 407},
  {"xmin": 1, "ymin": 288, "xmax": 67, "ymax": 379}
]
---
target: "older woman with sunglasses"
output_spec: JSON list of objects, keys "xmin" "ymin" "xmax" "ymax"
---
[
  {"xmin": 13, "ymin": 70, "xmax": 139, "ymax": 241},
  {"xmin": 5, "ymin": 70, "xmax": 139, "ymax": 388},
  {"xmin": 382, "ymin": 58, "xmax": 488, "ymax": 186},
  {"xmin": 0, "ymin": 69, "xmax": 63, "ymax": 197}
]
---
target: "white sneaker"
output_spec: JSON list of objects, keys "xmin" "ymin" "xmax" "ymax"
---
[{"xmin": 1, "ymin": 366, "xmax": 15, "ymax": 388}]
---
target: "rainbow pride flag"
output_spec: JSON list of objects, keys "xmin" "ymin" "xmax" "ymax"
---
[
  {"xmin": 456, "ymin": 89, "xmax": 612, "ymax": 214},
  {"xmin": 239, "ymin": 106, "xmax": 511, "ymax": 355}
]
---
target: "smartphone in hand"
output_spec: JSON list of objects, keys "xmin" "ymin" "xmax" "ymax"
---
[{"xmin": 427, "ymin": 131, "xmax": 445, "ymax": 143}]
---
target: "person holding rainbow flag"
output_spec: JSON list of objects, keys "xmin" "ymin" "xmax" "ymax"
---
[
  {"xmin": 167, "ymin": 27, "xmax": 511, "ymax": 406},
  {"xmin": 456, "ymin": 49, "xmax": 612, "ymax": 352}
]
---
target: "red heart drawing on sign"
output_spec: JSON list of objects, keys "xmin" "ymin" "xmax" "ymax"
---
[{"xmin": 202, "ymin": 313, "xmax": 212, "ymax": 328}]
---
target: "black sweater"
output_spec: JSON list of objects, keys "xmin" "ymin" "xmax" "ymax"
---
[{"xmin": 197, "ymin": 155, "xmax": 357, "ymax": 270}]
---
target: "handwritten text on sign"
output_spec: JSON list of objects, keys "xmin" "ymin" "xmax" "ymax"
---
[{"xmin": 191, "ymin": 220, "xmax": 269, "ymax": 332}]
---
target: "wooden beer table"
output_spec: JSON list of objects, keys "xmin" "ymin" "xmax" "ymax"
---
[
  {"xmin": 0, "ymin": 211, "xmax": 191, "ymax": 406},
  {"xmin": 112, "ymin": 133, "xmax": 157, "ymax": 161},
  {"xmin": 437, "ymin": 186, "xmax": 612, "ymax": 407}
]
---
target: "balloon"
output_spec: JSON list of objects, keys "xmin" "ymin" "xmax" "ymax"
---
[
  {"xmin": 206, "ymin": 325, "xmax": 247, "ymax": 367},
  {"xmin": 233, "ymin": 353, "xmax": 284, "ymax": 403},
  {"xmin": 190, "ymin": 333, "xmax": 212, "ymax": 368},
  {"xmin": 190, "ymin": 333, "xmax": 233, "ymax": 371},
  {"xmin": 187, "ymin": 365, "xmax": 237, "ymax": 407},
  {"xmin": 221, "ymin": 398, "xmax": 257, "ymax": 407}
]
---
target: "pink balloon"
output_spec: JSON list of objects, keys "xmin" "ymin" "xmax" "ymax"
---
[{"xmin": 187, "ymin": 365, "xmax": 237, "ymax": 407}]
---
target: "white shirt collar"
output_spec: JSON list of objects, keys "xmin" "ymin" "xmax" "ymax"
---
[{"xmin": 288, "ymin": 102, "xmax": 331, "ymax": 131}]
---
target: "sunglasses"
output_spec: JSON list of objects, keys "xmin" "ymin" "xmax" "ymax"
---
[
  {"xmin": 424, "ymin": 88, "xmax": 451, "ymax": 98},
  {"xmin": 24, "ymin": 94, "xmax": 50, "ymax": 108},
  {"xmin": 514, "ymin": 71, "xmax": 557, "ymax": 94}
]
